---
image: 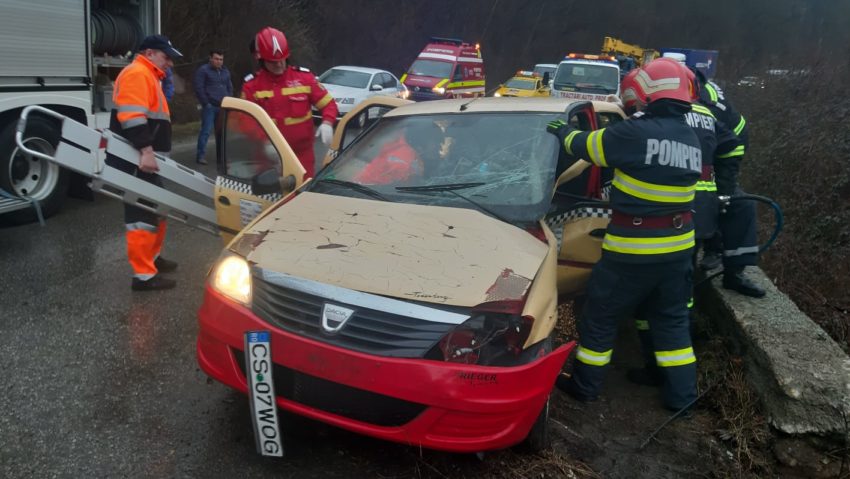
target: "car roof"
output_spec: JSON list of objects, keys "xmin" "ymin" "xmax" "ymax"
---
[
  {"xmin": 325, "ymin": 66, "xmax": 390, "ymax": 75},
  {"xmin": 534, "ymin": 63, "xmax": 558, "ymax": 68},
  {"xmin": 383, "ymin": 97, "xmax": 622, "ymax": 116}
]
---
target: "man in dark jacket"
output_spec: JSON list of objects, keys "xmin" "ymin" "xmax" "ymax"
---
[{"xmin": 194, "ymin": 50, "xmax": 232, "ymax": 165}]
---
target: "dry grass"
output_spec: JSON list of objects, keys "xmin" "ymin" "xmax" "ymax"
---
[{"xmin": 697, "ymin": 337, "xmax": 774, "ymax": 477}]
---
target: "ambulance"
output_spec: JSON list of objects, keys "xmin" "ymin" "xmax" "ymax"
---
[
  {"xmin": 401, "ymin": 37, "xmax": 485, "ymax": 101},
  {"xmin": 550, "ymin": 53, "xmax": 621, "ymax": 103}
]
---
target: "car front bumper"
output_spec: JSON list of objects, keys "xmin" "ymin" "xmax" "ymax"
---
[{"xmin": 197, "ymin": 286, "xmax": 574, "ymax": 452}]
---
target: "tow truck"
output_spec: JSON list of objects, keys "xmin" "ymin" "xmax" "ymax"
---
[{"xmin": 550, "ymin": 53, "xmax": 621, "ymax": 103}]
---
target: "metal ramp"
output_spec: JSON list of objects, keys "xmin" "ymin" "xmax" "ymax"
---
[{"xmin": 15, "ymin": 105, "xmax": 220, "ymax": 235}]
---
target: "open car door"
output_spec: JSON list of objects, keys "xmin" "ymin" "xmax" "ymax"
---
[
  {"xmin": 321, "ymin": 96, "xmax": 412, "ymax": 169},
  {"xmin": 214, "ymin": 97, "xmax": 306, "ymax": 243},
  {"xmin": 13, "ymin": 99, "xmax": 305, "ymax": 244},
  {"xmin": 544, "ymin": 101, "xmax": 613, "ymax": 298}
]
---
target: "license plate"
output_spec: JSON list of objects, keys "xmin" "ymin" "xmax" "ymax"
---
[{"xmin": 244, "ymin": 331, "xmax": 284, "ymax": 457}]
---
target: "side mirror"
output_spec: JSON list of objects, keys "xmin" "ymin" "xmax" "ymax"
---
[
  {"xmin": 542, "ymin": 72, "xmax": 550, "ymax": 84},
  {"xmin": 251, "ymin": 168, "xmax": 283, "ymax": 195},
  {"xmin": 555, "ymin": 159, "xmax": 591, "ymax": 189},
  {"xmin": 370, "ymin": 84, "xmax": 383, "ymax": 92}
]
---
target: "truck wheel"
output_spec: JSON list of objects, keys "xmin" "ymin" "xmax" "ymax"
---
[
  {"xmin": 521, "ymin": 395, "xmax": 551, "ymax": 453},
  {"xmin": 0, "ymin": 116, "xmax": 68, "ymax": 224}
]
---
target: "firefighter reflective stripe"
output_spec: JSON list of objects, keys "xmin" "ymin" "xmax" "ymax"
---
[
  {"xmin": 283, "ymin": 113, "xmax": 312, "ymax": 125},
  {"xmin": 254, "ymin": 90, "xmax": 275, "ymax": 99},
  {"xmin": 434, "ymin": 79, "xmax": 449, "ymax": 89},
  {"xmin": 281, "ymin": 86, "xmax": 312, "ymax": 95},
  {"xmin": 696, "ymin": 180, "xmax": 717, "ymax": 192},
  {"xmin": 724, "ymin": 246, "xmax": 759, "ymax": 257},
  {"xmin": 655, "ymin": 347, "xmax": 696, "ymax": 367},
  {"xmin": 688, "ymin": 297, "xmax": 694, "ymax": 308},
  {"xmin": 706, "ymin": 84, "xmax": 719, "ymax": 102},
  {"xmin": 635, "ymin": 319, "xmax": 650, "ymax": 331},
  {"xmin": 734, "ymin": 116, "xmax": 747, "ymax": 135},
  {"xmin": 691, "ymin": 104, "xmax": 715, "ymax": 117},
  {"xmin": 576, "ymin": 346, "xmax": 613, "ymax": 366},
  {"xmin": 315, "ymin": 93, "xmax": 334, "ymax": 109},
  {"xmin": 603, "ymin": 230, "xmax": 695, "ymax": 255},
  {"xmin": 586, "ymin": 129, "xmax": 608, "ymax": 167},
  {"xmin": 717, "ymin": 145, "xmax": 745, "ymax": 158},
  {"xmin": 563, "ymin": 130, "xmax": 581, "ymax": 155},
  {"xmin": 613, "ymin": 169, "xmax": 696, "ymax": 203}
]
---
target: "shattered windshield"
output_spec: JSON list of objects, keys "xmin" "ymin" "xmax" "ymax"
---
[{"xmin": 311, "ymin": 113, "xmax": 560, "ymax": 224}]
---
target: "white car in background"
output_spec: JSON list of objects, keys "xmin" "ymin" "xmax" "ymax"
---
[{"xmin": 316, "ymin": 66, "xmax": 409, "ymax": 127}]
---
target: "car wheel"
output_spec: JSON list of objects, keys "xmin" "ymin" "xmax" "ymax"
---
[
  {"xmin": 0, "ymin": 116, "xmax": 68, "ymax": 224},
  {"xmin": 521, "ymin": 395, "xmax": 551, "ymax": 453}
]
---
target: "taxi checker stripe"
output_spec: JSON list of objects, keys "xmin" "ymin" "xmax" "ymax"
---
[
  {"xmin": 602, "ymin": 230, "xmax": 695, "ymax": 255},
  {"xmin": 634, "ymin": 69, "xmax": 681, "ymax": 95},
  {"xmin": 586, "ymin": 130, "xmax": 607, "ymax": 167},
  {"xmin": 613, "ymin": 169, "xmax": 695, "ymax": 203},
  {"xmin": 216, "ymin": 176, "xmax": 282, "ymax": 202},
  {"xmin": 655, "ymin": 347, "xmax": 696, "ymax": 367},
  {"xmin": 281, "ymin": 86, "xmax": 311, "ymax": 95},
  {"xmin": 576, "ymin": 346, "xmax": 612, "ymax": 366},
  {"xmin": 315, "ymin": 93, "xmax": 333, "ymax": 109}
]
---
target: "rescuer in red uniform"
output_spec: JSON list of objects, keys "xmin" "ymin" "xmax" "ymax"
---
[{"xmin": 241, "ymin": 27, "xmax": 338, "ymax": 178}]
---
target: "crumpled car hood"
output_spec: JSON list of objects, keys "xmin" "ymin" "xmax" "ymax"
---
[{"xmin": 233, "ymin": 192, "xmax": 549, "ymax": 307}]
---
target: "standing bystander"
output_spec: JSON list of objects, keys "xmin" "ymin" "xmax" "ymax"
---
[{"xmin": 194, "ymin": 50, "xmax": 232, "ymax": 165}]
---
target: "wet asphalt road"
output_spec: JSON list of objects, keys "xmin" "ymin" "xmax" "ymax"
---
[{"xmin": 0, "ymin": 139, "xmax": 426, "ymax": 478}]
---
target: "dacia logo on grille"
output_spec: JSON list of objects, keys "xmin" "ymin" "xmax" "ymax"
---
[{"xmin": 321, "ymin": 303, "xmax": 355, "ymax": 334}]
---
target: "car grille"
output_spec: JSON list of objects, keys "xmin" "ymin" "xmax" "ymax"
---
[
  {"xmin": 251, "ymin": 274, "xmax": 456, "ymax": 358},
  {"xmin": 234, "ymin": 353, "xmax": 425, "ymax": 427}
]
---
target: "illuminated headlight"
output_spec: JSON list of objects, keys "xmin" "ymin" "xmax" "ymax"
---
[
  {"xmin": 210, "ymin": 253, "xmax": 252, "ymax": 305},
  {"xmin": 400, "ymin": 88, "xmax": 410, "ymax": 99},
  {"xmin": 338, "ymin": 97, "xmax": 355, "ymax": 105},
  {"xmin": 494, "ymin": 92, "xmax": 502, "ymax": 97},
  {"xmin": 432, "ymin": 86, "xmax": 446, "ymax": 95}
]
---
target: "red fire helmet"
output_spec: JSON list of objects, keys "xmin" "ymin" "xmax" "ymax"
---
[
  {"xmin": 254, "ymin": 27, "xmax": 289, "ymax": 62},
  {"xmin": 635, "ymin": 58, "xmax": 695, "ymax": 104}
]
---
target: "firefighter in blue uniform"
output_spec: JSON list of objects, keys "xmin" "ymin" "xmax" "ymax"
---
[
  {"xmin": 694, "ymin": 69, "xmax": 765, "ymax": 298},
  {"xmin": 620, "ymin": 61, "xmax": 744, "ymax": 387},
  {"xmin": 547, "ymin": 60, "xmax": 701, "ymax": 411}
]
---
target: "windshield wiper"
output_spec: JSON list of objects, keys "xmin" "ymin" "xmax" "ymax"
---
[
  {"xmin": 395, "ymin": 183, "xmax": 510, "ymax": 223},
  {"xmin": 313, "ymin": 178, "xmax": 390, "ymax": 202}
]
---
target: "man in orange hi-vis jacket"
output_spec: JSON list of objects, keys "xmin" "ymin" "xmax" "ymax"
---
[
  {"xmin": 241, "ymin": 27, "xmax": 338, "ymax": 178},
  {"xmin": 105, "ymin": 35, "xmax": 183, "ymax": 291}
]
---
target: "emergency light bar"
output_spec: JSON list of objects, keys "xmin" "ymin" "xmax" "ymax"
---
[
  {"xmin": 516, "ymin": 70, "xmax": 537, "ymax": 77},
  {"xmin": 566, "ymin": 53, "xmax": 617, "ymax": 62}
]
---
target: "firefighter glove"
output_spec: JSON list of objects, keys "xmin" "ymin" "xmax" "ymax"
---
[
  {"xmin": 316, "ymin": 122, "xmax": 334, "ymax": 146},
  {"xmin": 546, "ymin": 119, "xmax": 573, "ymax": 143}
]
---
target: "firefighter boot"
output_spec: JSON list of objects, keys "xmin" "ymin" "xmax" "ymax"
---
[
  {"xmin": 154, "ymin": 257, "xmax": 178, "ymax": 273},
  {"xmin": 132, "ymin": 275, "xmax": 177, "ymax": 291},
  {"xmin": 555, "ymin": 373, "xmax": 598, "ymax": 403},
  {"xmin": 722, "ymin": 266, "xmax": 766, "ymax": 298},
  {"xmin": 699, "ymin": 250, "xmax": 722, "ymax": 271}
]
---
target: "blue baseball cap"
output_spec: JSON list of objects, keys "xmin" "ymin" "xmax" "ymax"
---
[{"xmin": 138, "ymin": 35, "xmax": 183, "ymax": 60}]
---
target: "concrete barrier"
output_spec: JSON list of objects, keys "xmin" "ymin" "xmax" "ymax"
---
[{"xmin": 699, "ymin": 266, "xmax": 850, "ymax": 442}]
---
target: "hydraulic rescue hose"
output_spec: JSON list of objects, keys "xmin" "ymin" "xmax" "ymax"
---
[{"xmin": 695, "ymin": 193, "xmax": 784, "ymax": 287}]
